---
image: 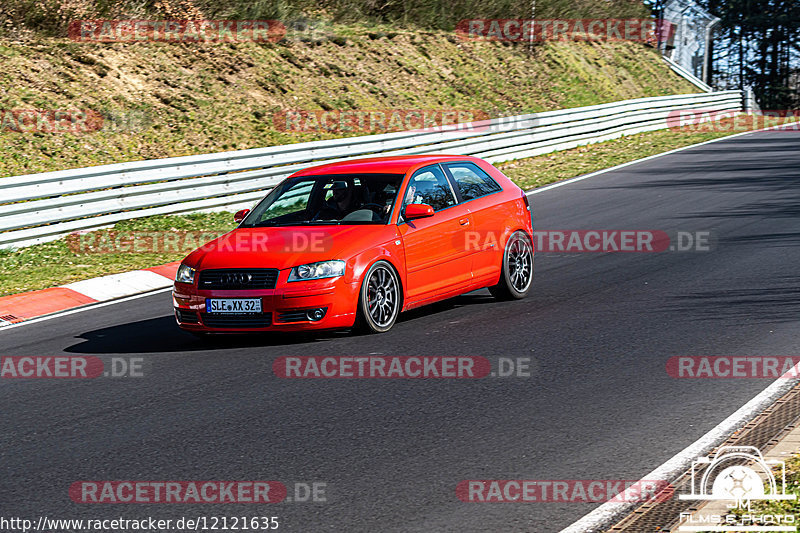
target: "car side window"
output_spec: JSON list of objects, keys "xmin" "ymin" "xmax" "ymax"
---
[
  {"xmin": 402, "ymin": 165, "xmax": 457, "ymax": 213},
  {"xmin": 444, "ymin": 162, "xmax": 502, "ymax": 201}
]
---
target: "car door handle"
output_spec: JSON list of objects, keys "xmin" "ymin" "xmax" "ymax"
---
[{"xmin": 459, "ymin": 218, "xmax": 470, "ymax": 226}]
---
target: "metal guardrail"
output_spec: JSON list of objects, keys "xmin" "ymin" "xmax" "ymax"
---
[
  {"xmin": 662, "ymin": 56, "xmax": 714, "ymax": 92},
  {"xmin": 0, "ymin": 90, "xmax": 742, "ymax": 248}
]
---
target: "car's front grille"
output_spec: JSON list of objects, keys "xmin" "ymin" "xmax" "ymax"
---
[
  {"xmin": 198, "ymin": 269, "xmax": 279, "ymax": 290},
  {"xmin": 175, "ymin": 309, "xmax": 199, "ymax": 324},
  {"xmin": 201, "ymin": 313, "xmax": 272, "ymax": 329}
]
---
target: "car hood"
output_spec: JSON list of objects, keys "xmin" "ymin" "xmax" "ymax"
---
[{"xmin": 184, "ymin": 225, "xmax": 399, "ymax": 271}]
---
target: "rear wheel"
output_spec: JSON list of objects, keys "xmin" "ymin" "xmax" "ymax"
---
[
  {"xmin": 489, "ymin": 230, "xmax": 533, "ymax": 300},
  {"xmin": 355, "ymin": 261, "xmax": 401, "ymax": 333}
]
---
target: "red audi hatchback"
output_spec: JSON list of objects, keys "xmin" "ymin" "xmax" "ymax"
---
[{"xmin": 173, "ymin": 155, "xmax": 534, "ymax": 334}]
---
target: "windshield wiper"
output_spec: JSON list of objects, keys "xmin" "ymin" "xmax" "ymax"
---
[
  {"xmin": 250, "ymin": 221, "xmax": 297, "ymax": 227},
  {"xmin": 251, "ymin": 220, "xmax": 342, "ymax": 227}
]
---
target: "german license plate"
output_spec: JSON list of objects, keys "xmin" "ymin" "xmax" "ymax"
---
[{"xmin": 206, "ymin": 298, "xmax": 262, "ymax": 314}]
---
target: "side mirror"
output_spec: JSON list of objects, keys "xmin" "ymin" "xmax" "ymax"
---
[
  {"xmin": 234, "ymin": 209, "xmax": 250, "ymax": 223},
  {"xmin": 404, "ymin": 203, "xmax": 435, "ymax": 220}
]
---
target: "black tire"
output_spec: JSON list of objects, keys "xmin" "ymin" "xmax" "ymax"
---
[
  {"xmin": 355, "ymin": 260, "xmax": 401, "ymax": 333},
  {"xmin": 489, "ymin": 230, "xmax": 534, "ymax": 300}
]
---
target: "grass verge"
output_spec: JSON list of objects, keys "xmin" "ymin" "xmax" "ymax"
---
[
  {"xmin": 731, "ymin": 453, "xmax": 800, "ymax": 522},
  {"xmin": 0, "ymin": 212, "xmax": 236, "ymax": 296},
  {"xmin": 0, "ymin": 122, "xmax": 770, "ymax": 297}
]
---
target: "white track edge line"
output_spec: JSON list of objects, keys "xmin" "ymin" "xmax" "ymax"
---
[
  {"xmin": 0, "ymin": 287, "xmax": 173, "ymax": 331},
  {"xmin": 559, "ymin": 373, "xmax": 800, "ymax": 533},
  {"xmin": 558, "ymin": 122, "xmax": 799, "ymax": 532}
]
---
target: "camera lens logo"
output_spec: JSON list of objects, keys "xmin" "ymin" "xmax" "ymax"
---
[
  {"xmin": 678, "ymin": 445, "xmax": 796, "ymax": 531},
  {"xmin": 713, "ymin": 465, "xmax": 764, "ymax": 501}
]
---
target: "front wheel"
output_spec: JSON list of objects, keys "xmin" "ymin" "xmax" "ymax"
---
[
  {"xmin": 355, "ymin": 261, "xmax": 401, "ymax": 333},
  {"xmin": 489, "ymin": 230, "xmax": 534, "ymax": 300}
]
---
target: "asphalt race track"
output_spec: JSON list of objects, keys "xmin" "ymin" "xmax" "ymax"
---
[{"xmin": 2, "ymin": 129, "xmax": 799, "ymax": 532}]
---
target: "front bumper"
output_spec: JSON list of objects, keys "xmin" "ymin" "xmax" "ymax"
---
[{"xmin": 173, "ymin": 275, "xmax": 359, "ymax": 333}]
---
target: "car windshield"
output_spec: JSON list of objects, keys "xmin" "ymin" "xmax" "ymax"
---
[{"xmin": 240, "ymin": 173, "xmax": 404, "ymax": 227}]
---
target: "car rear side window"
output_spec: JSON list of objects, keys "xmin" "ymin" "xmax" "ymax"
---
[
  {"xmin": 445, "ymin": 162, "xmax": 502, "ymax": 201},
  {"xmin": 403, "ymin": 165, "xmax": 457, "ymax": 212}
]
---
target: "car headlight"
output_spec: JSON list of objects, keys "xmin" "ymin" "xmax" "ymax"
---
[
  {"xmin": 176, "ymin": 264, "xmax": 196, "ymax": 284},
  {"xmin": 288, "ymin": 260, "xmax": 345, "ymax": 282}
]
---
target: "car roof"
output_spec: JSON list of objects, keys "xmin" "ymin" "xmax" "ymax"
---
[{"xmin": 291, "ymin": 155, "xmax": 482, "ymax": 176}]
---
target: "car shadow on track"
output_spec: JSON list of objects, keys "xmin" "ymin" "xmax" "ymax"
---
[
  {"xmin": 63, "ymin": 315, "xmax": 351, "ymax": 354},
  {"xmin": 63, "ymin": 292, "xmax": 497, "ymax": 354}
]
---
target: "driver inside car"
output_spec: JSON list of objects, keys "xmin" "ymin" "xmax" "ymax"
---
[{"xmin": 314, "ymin": 180, "xmax": 360, "ymax": 220}]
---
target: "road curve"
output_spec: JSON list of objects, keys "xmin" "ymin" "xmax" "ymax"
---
[{"xmin": 1, "ymin": 129, "xmax": 799, "ymax": 532}]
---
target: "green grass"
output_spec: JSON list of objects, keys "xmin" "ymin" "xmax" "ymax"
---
[
  {"xmin": 0, "ymin": 124, "xmax": 753, "ymax": 297},
  {"xmin": 0, "ymin": 212, "xmax": 236, "ymax": 296},
  {"xmin": 725, "ymin": 454, "xmax": 800, "ymax": 524},
  {"xmin": 0, "ymin": 32, "xmax": 696, "ymax": 177}
]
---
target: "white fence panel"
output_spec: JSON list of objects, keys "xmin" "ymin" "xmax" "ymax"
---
[{"xmin": 0, "ymin": 91, "xmax": 742, "ymax": 248}]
